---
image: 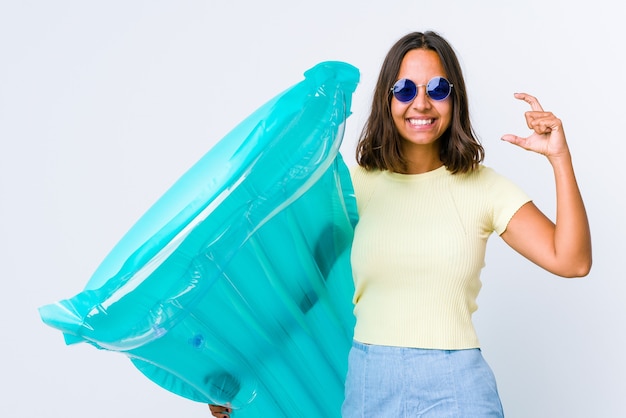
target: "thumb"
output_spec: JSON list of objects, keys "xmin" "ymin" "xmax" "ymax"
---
[
  {"xmin": 501, "ymin": 134, "xmax": 523, "ymax": 145},
  {"xmin": 501, "ymin": 134, "xmax": 533, "ymax": 151}
]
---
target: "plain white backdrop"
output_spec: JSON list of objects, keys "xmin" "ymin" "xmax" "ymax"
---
[{"xmin": 1, "ymin": 1, "xmax": 624, "ymax": 417}]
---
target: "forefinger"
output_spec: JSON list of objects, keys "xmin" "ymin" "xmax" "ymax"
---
[{"xmin": 514, "ymin": 92, "xmax": 544, "ymax": 112}]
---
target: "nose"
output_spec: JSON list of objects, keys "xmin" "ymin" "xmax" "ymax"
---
[{"xmin": 411, "ymin": 85, "xmax": 431, "ymax": 110}]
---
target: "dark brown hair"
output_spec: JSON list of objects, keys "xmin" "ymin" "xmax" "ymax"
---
[{"xmin": 356, "ymin": 31, "xmax": 484, "ymax": 174}]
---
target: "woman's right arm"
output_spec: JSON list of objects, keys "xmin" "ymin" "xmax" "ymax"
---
[{"xmin": 208, "ymin": 404, "xmax": 232, "ymax": 417}]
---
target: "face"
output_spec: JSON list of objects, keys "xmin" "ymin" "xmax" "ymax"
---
[{"xmin": 391, "ymin": 49, "xmax": 452, "ymax": 151}]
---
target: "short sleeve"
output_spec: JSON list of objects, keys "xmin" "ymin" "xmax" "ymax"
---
[{"xmin": 482, "ymin": 167, "xmax": 532, "ymax": 235}]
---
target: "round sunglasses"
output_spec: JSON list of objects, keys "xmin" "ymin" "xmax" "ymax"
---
[{"xmin": 391, "ymin": 77, "xmax": 453, "ymax": 102}]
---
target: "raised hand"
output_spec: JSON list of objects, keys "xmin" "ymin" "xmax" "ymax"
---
[
  {"xmin": 500, "ymin": 93, "xmax": 570, "ymax": 160},
  {"xmin": 499, "ymin": 92, "xmax": 592, "ymax": 278}
]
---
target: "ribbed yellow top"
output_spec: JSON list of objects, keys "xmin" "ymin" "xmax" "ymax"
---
[{"xmin": 350, "ymin": 165, "xmax": 530, "ymax": 349}]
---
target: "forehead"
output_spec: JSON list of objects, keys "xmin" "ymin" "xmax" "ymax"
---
[{"xmin": 397, "ymin": 49, "xmax": 446, "ymax": 80}]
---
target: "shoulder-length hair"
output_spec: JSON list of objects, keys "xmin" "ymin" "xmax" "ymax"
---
[{"xmin": 356, "ymin": 31, "xmax": 484, "ymax": 174}]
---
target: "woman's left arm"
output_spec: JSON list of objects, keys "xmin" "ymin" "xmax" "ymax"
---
[{"xmin": 500, "ymin": 93, "xmax": 592, "ymax": 278}]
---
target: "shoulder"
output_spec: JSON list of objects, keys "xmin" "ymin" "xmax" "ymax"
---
[
  {"xmin": 348, "ymin": 165, "xmax": 384, "ymax": 211},
  {"xmin": 464, "ymin": 165, "xmax": 518, "ymax": 190},
  {"xmin": 349, "ymin": 165, "xmax": 384, "ymax": 188},
  {"xmin": 468, "ymin": 164, "xmax": 501, "ymax": 181},
  {"xmin": 349, "ymin": 165, "xmax": 377, "ymax": 179},
  {"xmin": 455, "ymin": 165, "xmax": 530, "ymax": 207}
]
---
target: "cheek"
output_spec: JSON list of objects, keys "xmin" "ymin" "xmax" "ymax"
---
[{"xmin": 436, "ymin": 102, "xmax": 453, "ymax": 129}]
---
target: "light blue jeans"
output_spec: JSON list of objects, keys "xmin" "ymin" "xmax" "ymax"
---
[{"xmin": 342, "ymin": 340, "xmax": 504, "ymax": 417}]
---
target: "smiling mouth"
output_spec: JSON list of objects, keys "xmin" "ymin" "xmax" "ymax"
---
[{"xmin": 408, "ymin": 118, "xmax": 434, "ymax": 126}]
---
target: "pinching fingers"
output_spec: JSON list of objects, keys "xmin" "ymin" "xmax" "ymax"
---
[
  {"xmin": 514, "ymin": 92, "xmax": 544, "ymax": 112},
  {"xmin": 527, "ymin": 112, "xmax": 562, "ymax": 135}
]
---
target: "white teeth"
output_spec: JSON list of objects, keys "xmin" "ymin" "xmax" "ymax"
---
[{"xmin": 409, "ymin": 118, "xmax": 433, "ymax": 126}]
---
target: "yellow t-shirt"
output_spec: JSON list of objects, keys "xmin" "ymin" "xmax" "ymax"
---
[{"xmin": 350, "ymin": 165, "xmax": 531, "ymax": 349}]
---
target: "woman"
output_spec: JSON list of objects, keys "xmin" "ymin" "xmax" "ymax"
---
[
  {"xmin": 210, "ymin": 30, "xmax": 591, "ymax": 417},
  {"xmin": 342, "ymin": 31, "xmax": 591, "ymax": 417}
]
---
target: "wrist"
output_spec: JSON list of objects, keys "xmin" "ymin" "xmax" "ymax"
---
[{"xmin": 547, "ymin": 149, "xmax": 573, "ymax": 168}]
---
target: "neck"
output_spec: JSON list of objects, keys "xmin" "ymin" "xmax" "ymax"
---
[
  {"xmin": 401, "ymin": 144, "xmax": 443, "ymax": 174},
  {"xmin": 404, "ymin": 160, "xmax": 444, "ymax": 174}
]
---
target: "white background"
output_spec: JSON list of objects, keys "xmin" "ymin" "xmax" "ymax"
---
[{"xmin": 1, "ymin": 1, "xmax": 624, "ymax": 417}]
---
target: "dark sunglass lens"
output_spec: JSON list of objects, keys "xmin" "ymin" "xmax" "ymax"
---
[
  {"xmin": 393, "ymin": 79, "xmax": 417, "ymax": 102},
  {"xmin": 427, "ymin": 77, "xmax": 451, "ymax": 101}
]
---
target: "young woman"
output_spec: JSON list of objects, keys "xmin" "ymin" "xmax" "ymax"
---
[
  {"xmin": 342, "ymin": 31, "xmax": 591, "ymax": 417},
  {"xmin": 210, "ymin": 30, "xmax": 591, "ymax": 417}
]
